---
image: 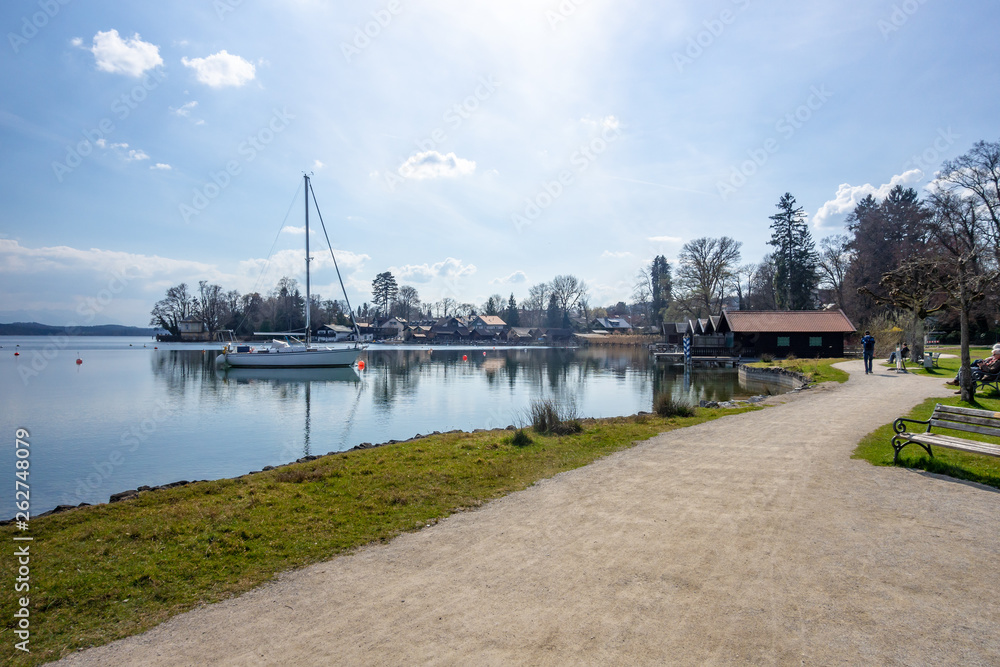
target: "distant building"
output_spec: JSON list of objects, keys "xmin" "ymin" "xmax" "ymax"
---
[
  {"xmin": 505, "ymin": 327, "xmax": 539, "ymax": 344},
  {"xmin": 321, "ymin": 324, "xmax": 355, "ymax": 342},
  {"xmin": 470, "ymin": 315, "xmax": 507, "ymax": 337},
  {"xmin": 718, "ymin": 309, "xmax": 856, "ymax": 357},
  {"xmin": 591, "ymin": 317, "xmax": 632, "ymax": 332},
  {"xmin": 178, "ymin": 317, "xmax": 207, "ymax": 341}
]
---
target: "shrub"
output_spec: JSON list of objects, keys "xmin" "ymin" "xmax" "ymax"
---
[
  {"xmin": 653, "ymin": 393, "xmax": 694, "ymax": 418},
  {"xmin": 508, "ymin": 428, "xmax": 533, "ymax": 447},
  {"xmin": 760, "ymin": 353, "xmax": 774, "ymax": 363},
  {"xmin": 528, "ymin": 399, "xmax": 584, "ymax": 435}
]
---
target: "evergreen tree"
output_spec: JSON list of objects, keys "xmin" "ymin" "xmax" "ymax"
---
[
  {"xmin": 650, "ymin": 255, "xmax": 672, "ymax": 329},
  {"xmin": 546, "ymin": 293, "xmax": 562, "ymax": 328},
  {"xmin": 768, "ymin": 193, "xmax": 818, "ymax": 310},
  {"xmin": 371, "ymin": 272, "xmax": 398, "ymax": 319},
  {"xmin": 506, "ymin": 293, "xmax": 520, "ymax": 327}
]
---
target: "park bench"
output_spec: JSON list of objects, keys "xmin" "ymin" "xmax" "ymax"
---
[
  {"xmin": 975, "ymin": 370, "xmax": 1000, "ymax": 394},
  {"xmin": 891, "ymin": 403, "xmax": 1000, "ymax": 463}
]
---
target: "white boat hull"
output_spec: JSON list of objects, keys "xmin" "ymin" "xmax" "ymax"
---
[{"xmin": 220, "ymin": 346, "xmax": 362, "ymax": 368}]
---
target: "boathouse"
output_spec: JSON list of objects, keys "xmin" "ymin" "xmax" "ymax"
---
[{"xmin": 718, "ymin": 309, "xmax": 856, "ymax": 358}]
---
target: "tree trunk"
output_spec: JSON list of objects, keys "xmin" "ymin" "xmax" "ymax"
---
[
  {"xmin": 910, "ymin": 310, "xmax": 925, "ymax": 363},
  {"xmin": 960, "ymin": 281, "xmax": 976, "ymax": 403}
]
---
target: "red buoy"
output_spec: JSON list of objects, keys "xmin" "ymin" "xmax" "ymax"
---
[
  {"xmin": 462, "ymin": 355, "xmax": 468, "ymax": 361},
  {"xmin": 76, "ymin": 358, "xmax": 83, "ymax": 365},
  {"xmin": 357, "ymin": 360, "xmax": 365, "ymax": 371},
  {"xmin": 14, "ymin": 352, "xmax": 19, "ymax": 356}
]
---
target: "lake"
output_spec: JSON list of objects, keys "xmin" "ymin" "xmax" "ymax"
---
[{"xmin": 0, "ymin": 336, "xmax": 783, "ymax": 517}]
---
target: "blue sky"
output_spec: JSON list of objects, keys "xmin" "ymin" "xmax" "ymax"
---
[{"xmin": 1, "ymin": 0, "xmax": 997, "ymax": 326}]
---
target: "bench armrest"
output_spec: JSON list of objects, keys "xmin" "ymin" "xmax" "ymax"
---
[{"xmin": 893, "ymin": 416, "xmax": 931, "ymax": 435}]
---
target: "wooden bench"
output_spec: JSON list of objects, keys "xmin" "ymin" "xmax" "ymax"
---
[
  {"xmin": 976, "ymin": 371, "xmax": 1000, "ymax": 394},
  {"xmin": 891, "ymin": 404, "xmax": 1000, "ymax": 463}
]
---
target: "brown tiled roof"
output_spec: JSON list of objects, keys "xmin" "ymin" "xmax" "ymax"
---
[{"xmin": 722, "ymin": 310, "xmax": 856, "ymax": 333}]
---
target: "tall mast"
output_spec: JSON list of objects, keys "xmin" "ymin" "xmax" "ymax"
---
[{"xmin": 304, "ymin": 173, "xmax": 311, "ymax": 347}]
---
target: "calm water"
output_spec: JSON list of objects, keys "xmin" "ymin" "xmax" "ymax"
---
[{"xmin": 0, "ymin": 336, "xmax": 782, "ymax": 517}]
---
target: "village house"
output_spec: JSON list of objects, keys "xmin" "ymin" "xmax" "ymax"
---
[
  {"xmin": 591, "ymin": 317, "xmax": 633, "ymax": 332},
  {"xmin": 469, "ymin": 315, "xmax": 508, "ymax": 337}
]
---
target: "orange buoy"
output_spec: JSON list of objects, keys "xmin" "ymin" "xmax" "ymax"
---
[{"xmin": 357, "ymin": 360, "xmax": 365, "ymax": 371}]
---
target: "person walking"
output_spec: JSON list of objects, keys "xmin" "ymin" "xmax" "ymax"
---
[{"xmin": 861, "ymin": 330, "xmax": 876, "ymax": 374}]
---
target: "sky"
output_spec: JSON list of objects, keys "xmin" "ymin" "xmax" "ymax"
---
[{"xmin": 1, "ymin": 0, "xmax": 998, "ymax": 326}]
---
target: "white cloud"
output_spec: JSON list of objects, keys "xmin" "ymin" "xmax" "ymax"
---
[
  {"xmin": 313, "ymin": 160, "xmax": 325, "ymax": 170},
  {"xmin": 393, "ymin": 257, "xmax": 477, "ymax": 283},
  {"xmin": 96, "ymin": 141, "xmax": 151, "ymax": 163},
  {"xmin": 813, "ymin": 170, "xmax": 924, "ymax": 228},
  {"xmin": 601, "ymin": 250, "xmax": 631, "ymax": 259},
  {"xmin": 90, "ymin": 30, "xmax": 162, "ymax": 77},
  {"xmin": 0, "ymin": 239, "xmax": 211, "ymax": 278},
  {"xmin": 490, "ymin": 271, "xmax": 527, "ymax": 285},
  {"xmin": 398, "ymin": 151, "xmax": 476, "ymax": 180},
  {"xmin": 237, "ymin": 248, "xmax": 370, "ymax": 291},
  {"xmin": 150, "ymin": 163, "xmax": 172, "ymax": 170},
  {"xmin": 172, "ymin": 101, "xmax": 198, "ymax": 117},
  {"xmin": 648, "ymin": 235, "xmax": 682, "ymax": 243},
  {"xmin": 580, "ymin": 114, "xmax": 621, "ymax": 132},
  {"xmin": 181, "ymin": 50, "xmax": 256, "ymax": 88},
  {"xmin": 103, "ymin": 142, "xmax": 149, "ymax": 162},
  {"xmin": 281, "ymin": 225, "xmax": 309, "ymax": 235},
  {"xmin": 70, "ymin": 37, "xmax": 83, "ymax": 47}
]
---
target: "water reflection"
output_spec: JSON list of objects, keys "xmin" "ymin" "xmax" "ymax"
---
[{"xmin": 215, "ymin": 366, "xmax": 362, "ymax": 458}]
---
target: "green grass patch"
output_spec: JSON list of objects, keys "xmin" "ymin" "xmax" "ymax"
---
[
  {"xmin": 745, "ymin": 357, "xmax": 850, "ymax": 384},
  {"xmin": 1, "ymin": 407, "xmax": 754, "ymax": 665},
  {"xmin": 887, "ymin": 346, "xmax": 999, "ymax": 387},
  {"xmin": 852, "ymin": 394, "xmax": 1000, "ymax": 489}
]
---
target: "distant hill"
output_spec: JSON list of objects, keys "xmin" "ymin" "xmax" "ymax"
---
[{"xmin": 0, "ymin": 322, "xmax": 160, "ymax": 336}]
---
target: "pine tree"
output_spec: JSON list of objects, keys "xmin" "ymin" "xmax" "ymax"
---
[
  {"xmin": 768, "ymin": 193, "xmax": 818, "ymax": 310},
  {"xmin": 650, "ymin": 255, "xmax": 672, "ymax": 329},
  {"xmin": 506, "ymin": 293, "xmax": 520, "ymax": 327},
  {"xmin": 371, "ymin": 272, "xmax": 398, "ymax": 319},
  {"xmin": 546, "ymin": 293, "xmax": 562, "ymax": 328}
]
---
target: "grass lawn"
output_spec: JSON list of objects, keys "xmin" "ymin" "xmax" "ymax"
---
[
  {"xmin": 879, "ymin": 345, "xmax": 991, "ymax": 379},
  {"xmin": 745, "ymin": 357, "xmax": 850, "ymax": 385},
  {"xmin": 0, "ymin": 408, "xmax": 753, "ymax": 665},
  {"xmin": 853, "ymin": 392, "xmax": 1000, "ymax": 490}
]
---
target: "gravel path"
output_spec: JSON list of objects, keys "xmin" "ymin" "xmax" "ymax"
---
[{"xmin": 56, "ymin": 361, "xmax": 1000, "ymax": 666}]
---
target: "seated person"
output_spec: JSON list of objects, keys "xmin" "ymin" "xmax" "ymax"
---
[{"xmin": 947, "ymin": 344, "xmax": 1000, "ymax": 385}]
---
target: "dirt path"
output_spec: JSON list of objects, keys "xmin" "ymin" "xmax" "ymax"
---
[{"xmin": 57, "ymin": 362, "xmax": 1000, "ymax": 666}]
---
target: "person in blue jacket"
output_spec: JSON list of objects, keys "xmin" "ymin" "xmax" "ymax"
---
[{"xmin": 861, "ymin": 330, "xmax": 876, "ymax": 374}]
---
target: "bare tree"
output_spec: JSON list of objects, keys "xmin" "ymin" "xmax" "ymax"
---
[
  {"xmin": 674, "ymin": 237, "xmax": 742, "ymax": 317},
  {"xmin": 550, "ymin": 275, "xmax": 589, "ymax": 318},
  {"xmin": 523, "ymin": 282, "xmax": 552, "ymax": 327},
  {"xmin": 924, "ymin": 188, "xmax": 999, "ymax": 401},
  {"xmin": 394, "ymin": 285, "xmax": 420, "ymax": 321},
  {"xmin": 938, "ymin": 139, "xmax": 1000, "ymax": 262},
  {"xmin": 195, "ymin": 280, "xmax": 227, "ymax": 333},
  {"xmin": 149, "ymin": 283, "xmax": 195, "ymax": 337},
  {"xmin": 818, "ymin": 235, "xmax": 853, "ymax": 310}
]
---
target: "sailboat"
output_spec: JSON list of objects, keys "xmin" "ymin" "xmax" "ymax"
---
[{"xmin": 217, "ymin": 174, "xmax": 366, "ymax": 368}]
